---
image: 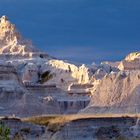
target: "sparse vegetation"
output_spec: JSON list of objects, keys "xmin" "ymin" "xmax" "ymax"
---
[
  {"xmin": 0, "ymin": 122, "xmax": 10, "ymax": 140},
  {"xmin": 20, "ymin": 128, "xmax": 30, "ymax": 134},
  {"xmin": 47, "ymin": 123, "xmax": 63, "ymax": 133},
  {"xmin": 68, "ymin": 65, "xmax": 71, "ymax": 72},
  {"xmin": 22, "ymin": 116, "xmax": 68, "ymax": 133}
]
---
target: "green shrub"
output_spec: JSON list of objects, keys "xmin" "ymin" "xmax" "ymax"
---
[{"xmin": 0, "ymin": 122, "xmax": 10, "ymax": 140}]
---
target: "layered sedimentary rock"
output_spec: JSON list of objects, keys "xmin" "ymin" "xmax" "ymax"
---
[
  {"xmin": 0, "ymin": 63, "xmax": 25, "ymax": 108},
  {"xmin": 0, "ymin": 62, "xmax": 61, "ymax": 117}
]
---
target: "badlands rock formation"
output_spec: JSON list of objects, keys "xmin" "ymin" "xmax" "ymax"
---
[
  {"xmin": 0, "ymin": 61, "xmax": 61, "ymax": 117},
  {"xmin": 0, "ymin": 15, "xmax": 97, "ymax": 117},
  {"xmin": 1, "ymin": 15, "xmax": 140, "ymax": 140},
  {"xmin": 82, "ymin": 70, "xmax": 140, "ymax": 114},
  {"xmin": 0, "ymin": 15, "xmax": 140, "ymax": 118},
  {"xmin": 82, "ymin": 53, "xmax": 140, "ymax": 114}
]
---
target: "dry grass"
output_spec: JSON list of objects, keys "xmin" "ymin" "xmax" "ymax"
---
[
  {"xmin": 22, "ymin": 113, "xmax": 140, "ymax": 129},
  {"xmin": 22, "ymin": 114, "xmax": 140, "ymax": 137},
  {"xmin": 22, "ymin": 115, "xmax": 69, "ymax": 132}
]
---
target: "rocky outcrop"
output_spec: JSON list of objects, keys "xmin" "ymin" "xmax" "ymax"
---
[
  {"xmin": 82, "ymin": 70, "xmax": 140, "ymax": 114},
  {"xmin": 0, "ymin": 15, "xmax": 50, "ymax": 60},
  {"xmin": 0, "ymin": 15, "xmax": 38, "ymax": 54},
  {"xmin": 125, "ymin": 52, "xmax": 140, "ymax": 61},
  {"xmin": 118, "ymin": 52, "xmax": 140, "ymax": 70},
  {"xmin": 41, "ymin": 60, "xmax": 93, "ymax": 90}
]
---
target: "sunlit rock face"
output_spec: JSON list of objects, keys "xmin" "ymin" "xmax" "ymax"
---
[
  {"xmin": 0, "ymin": 15, "xmax": 50, "ymax": 61},
  {"xmin": 118, "ymin": 52, "xmax": 140, "ymax": 70},
  {"xmin": 0, "ymin": 15, "xmax": 38, "ymax": 54},
  {"xmin": 81, "ymin": 70, "xmax": 140, "ymax": 114},
  {"xmin": 125, "ymin": 52, "xmax": 140, "ymax": 61},
  {"xmin": 41, "ymin": 60, "xmax": 93, "ymax": 90}
]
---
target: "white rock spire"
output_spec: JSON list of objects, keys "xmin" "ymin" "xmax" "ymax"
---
[{"xmin": 0, "ymin": 15, "xmax": 38, "ymax": 54}]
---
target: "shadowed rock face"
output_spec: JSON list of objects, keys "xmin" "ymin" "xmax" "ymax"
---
[
  {"xmin": 0, "ymin": 63, "xmax": 61, "ymax": 117},
  {"xmin": 0, "ymin": 64, "xmax": 25, "ymax": 107},
  {"xmin": 53, "ymin": 117, "xmax": 137, "ymax": 140}
]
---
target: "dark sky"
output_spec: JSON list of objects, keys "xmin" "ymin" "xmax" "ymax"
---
[{"xmin": 0, "ymin": 0, "xmax": 140, "ymax": 64}]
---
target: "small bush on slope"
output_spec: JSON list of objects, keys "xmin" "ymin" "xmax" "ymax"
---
[{"xmin": 0, "ymin": 122, "xmax": 10, "ymax": 140}]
